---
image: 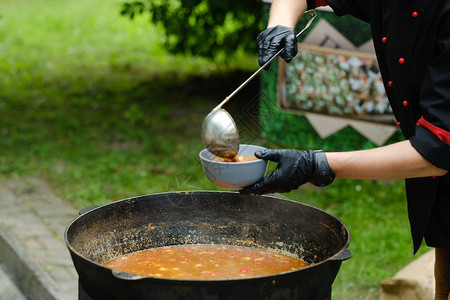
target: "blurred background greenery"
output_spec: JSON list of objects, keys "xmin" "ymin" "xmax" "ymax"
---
[{"xmin": 0, "ymin": 0, "xmax": 431, "ymax": 299}]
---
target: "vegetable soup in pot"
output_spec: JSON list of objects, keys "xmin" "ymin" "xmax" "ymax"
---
[{"xmin": 104, "ymin": 244, "xmax": 308, "ymax": 279}]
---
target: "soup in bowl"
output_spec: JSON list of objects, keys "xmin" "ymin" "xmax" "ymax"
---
[{"xmin": 199, "ymin": 144, "xmax": 269, "ymax": 189}]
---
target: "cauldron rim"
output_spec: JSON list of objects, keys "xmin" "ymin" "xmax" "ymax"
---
[{"xmin": 64, "ymin": 190, "xmax": 351, "ymax": 283}]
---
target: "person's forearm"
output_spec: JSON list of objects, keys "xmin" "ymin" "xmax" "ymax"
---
[
  {"xmin": 267, "ymin": 0, "xmax": 308, "ymax": 28},
  {"xmin": 326, "ymin": 140, "xmax": 448, "ymax": 180}
]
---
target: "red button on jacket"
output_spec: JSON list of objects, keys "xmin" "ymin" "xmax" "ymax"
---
[
  {"xmin": 399, "ymin": 57, "xmax": 405, "ymax": 64},
  {"xmin": 412, "ymin": 11, "xmax": 419, "ymax": 18}
]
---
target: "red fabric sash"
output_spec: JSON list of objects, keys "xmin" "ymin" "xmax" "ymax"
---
[
  {"xmin": 417, "ymin": 116, "xmax": 450, "ymax": 145},
  {"xmin": 316, "ymin": 0, "xmax": 328, "ymax": 7}
]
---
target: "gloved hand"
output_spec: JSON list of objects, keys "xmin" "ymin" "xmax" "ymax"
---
[
  {"xmin": 257, "ymin": 25, "xmax": 298, "ymax": 69},
  {"xmin": 240, "ymin": 149, "xmax": 335, "ymax": 195}
]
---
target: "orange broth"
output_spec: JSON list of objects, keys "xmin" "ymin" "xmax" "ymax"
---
[
  {"xmin": 211, "ymin": 156, "xmax": 259, "ymax": 162},
  {"xmin": 104, "ymin": 244, "xmax": 308, "ymax": 279}
]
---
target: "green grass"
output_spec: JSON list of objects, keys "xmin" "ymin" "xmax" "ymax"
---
[{"xmin": 0, "ymin": 1, "xmax": 431, "ymax": 299}]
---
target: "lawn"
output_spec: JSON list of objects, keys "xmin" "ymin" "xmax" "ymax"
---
[{"xmin": 0, "ymin": 0, "xmax": 431, "ymax": 299}]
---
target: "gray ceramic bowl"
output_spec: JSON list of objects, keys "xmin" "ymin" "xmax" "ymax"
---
[{"xmin": 199, "ymin": 144, "xmax": 269, "ymax": 189}]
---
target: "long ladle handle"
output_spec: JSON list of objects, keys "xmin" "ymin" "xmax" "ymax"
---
[{"xmin": 213, "ymin": 9, "xmax": 317, "ymax": 111}]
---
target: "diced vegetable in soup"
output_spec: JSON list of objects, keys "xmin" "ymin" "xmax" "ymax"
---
[
  {"xmin": 104, "ymin": 244, "xmax": 308, "ymax": 279},
  {"xmin": 211, "ymin": 156, "xmax": 259, "ymax": 162}
]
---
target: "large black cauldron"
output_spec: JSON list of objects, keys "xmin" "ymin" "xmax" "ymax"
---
[{"xmin": 65, "ymin": 191, "xmax": 351, "ymax": 300}]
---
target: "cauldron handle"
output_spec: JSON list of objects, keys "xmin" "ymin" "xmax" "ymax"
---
[
  {"xmin": 78, "ymin": 206, "xmax": 100, "ymax": 215},
  {"xmin": 329, "ymin": 248, "xmax": 352, "ymax": 261},
  {"xmin": 111, "ymin": 269, "xmax": 147, "ymax": 280}
]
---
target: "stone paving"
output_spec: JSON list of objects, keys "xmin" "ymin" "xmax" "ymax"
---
[
  {"xmin": 0, "ymin": 265, "xmax": 27, "ymax": 300},
  {"xmin": 0, "ymin": 177, "xmax": 78, "ymax": 300}
]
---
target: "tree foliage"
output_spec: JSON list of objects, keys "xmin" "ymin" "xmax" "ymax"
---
[{"xmin": 121, "ymin": 0, "xmax": 263, "ymax": 59}]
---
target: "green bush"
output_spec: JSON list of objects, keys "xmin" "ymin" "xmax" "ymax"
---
[{"xmin": 121, "ymin": 0, "xmax": 263, "ymax": 59}]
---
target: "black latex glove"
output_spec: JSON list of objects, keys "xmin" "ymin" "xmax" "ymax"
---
[
  {"xmin": 240, "ymin": 149, "xmax": 335, "ymax": 195},
  {"xmin": 257, "ymin": 25, "xmax": 298, "ymax": 69},
  {"xmin": 240, "ymin": 149, "xmax": 315, "ymax": 195}
]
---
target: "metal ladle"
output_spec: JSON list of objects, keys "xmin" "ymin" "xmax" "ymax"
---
[{"xmin": 201, "ymin": 10, "xmax": 317, "ymax": 158}]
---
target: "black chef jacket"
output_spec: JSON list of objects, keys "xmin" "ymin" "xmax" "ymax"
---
[{"xmin": 319, "ymin": 0, "xmax": 450, "ymax": 253}]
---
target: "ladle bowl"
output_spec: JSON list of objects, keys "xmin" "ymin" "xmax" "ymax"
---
[{"xmin": 201, "ymin": 108, "xmax": 239, "ymax": 158}]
